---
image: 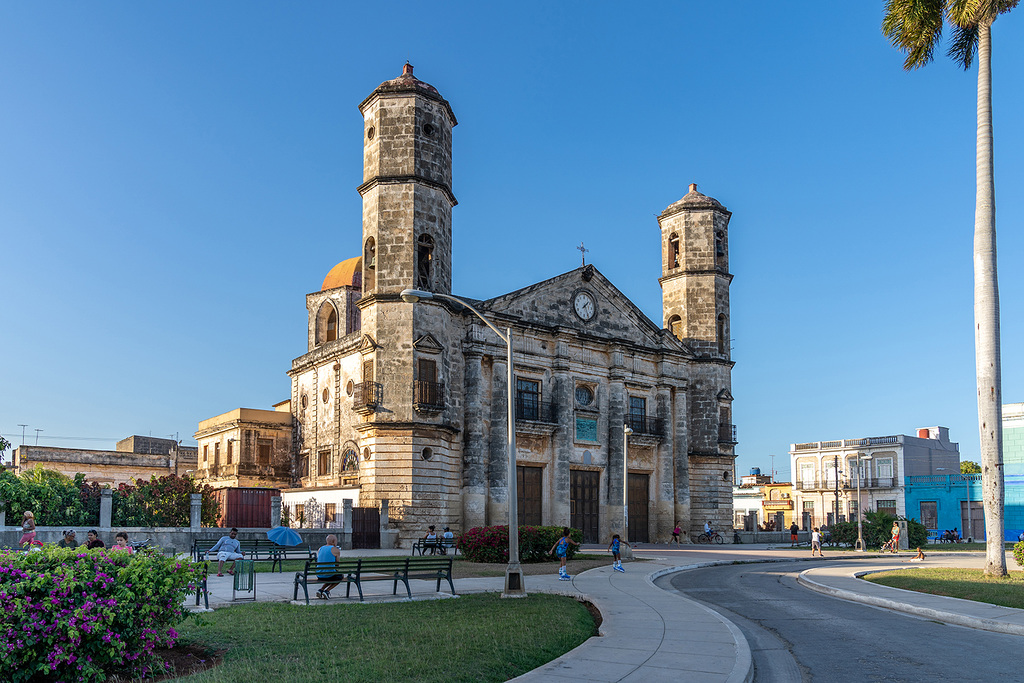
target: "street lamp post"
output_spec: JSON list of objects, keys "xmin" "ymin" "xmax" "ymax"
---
[
  {"xmin": 622, "ymin": 424, "xmax": 633, "ymax": 559},
  {"xmin": 855, "ymin": 454, "xmax": 873, "ymax": 552},
  {"xmin": 400, "ymin": 288, "xmax": 525, "ymax": 597}
]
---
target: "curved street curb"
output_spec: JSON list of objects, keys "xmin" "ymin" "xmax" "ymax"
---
[
  {"xmin": 647, "ymin": 565, "xmax": 753, "ymax": 683},
  {"xmin": 797, "ymin": 567, "xmax": 1024, "ymax": 637}
]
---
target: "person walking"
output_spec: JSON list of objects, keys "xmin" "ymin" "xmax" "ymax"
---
[
  {"xmin": 670, "ymin": 523, "xmax": 682, "ymax": 546},
  {"xmin": 550, "ymin": 527, "xmax": 579, "ymax": 580},
  {"xmin": 20, "ymin": 512, "xmax": 37, "ymax": 548},
  {"xmin": 811, "ymin": 527, "xmax": 824, "ymax": 557},
  {"xmin": 608, "ymin": 534, "xmax": 629, "ymax": 572},
  {"xmin": 889, "ymin": 521, "xmax": 900, "ymax": 553},
  {"xmin": 789, "ymin": 521, "xmax": 799, "ymax": 547}
]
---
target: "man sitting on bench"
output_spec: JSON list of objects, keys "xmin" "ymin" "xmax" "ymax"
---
[
  {"xmin": 315, "ymin": 535, "xmax": 344, "ymax": 600},
  {"xmin": 207, "ymin": 528, "xmax": 243, "ymax": 577}
]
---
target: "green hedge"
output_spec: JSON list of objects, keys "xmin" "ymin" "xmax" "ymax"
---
[
  {"xmin": 0, "ymin": 546, "xmax": 204, "ymax": 682},
  {"xmin": 826, "ymin": 512, "xmax": 927, "ymax": 548},
  {"xmin": 458, "ymin": 526, "xmax": 583, "ymax": 563},
  {"xmin": 0, "ymin": 468, "xmax": 219, "ymax": 528}
]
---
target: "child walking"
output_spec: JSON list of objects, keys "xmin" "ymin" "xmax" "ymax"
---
[
  {"xmin": 550, "ymin": 527, "xmax": 580, "ymax": 580},
  {"xmin": 608, "ymin": 534, "xmax": 629, "ymax": 572},
  {"xmin": 810, "ymin": 527, "xmax": 824, "ymax": 557}
]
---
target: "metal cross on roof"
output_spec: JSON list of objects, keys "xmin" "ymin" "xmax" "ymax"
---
[{"xmin": 577, "ymin": 242, "xmax": 589, "ymax": 266}]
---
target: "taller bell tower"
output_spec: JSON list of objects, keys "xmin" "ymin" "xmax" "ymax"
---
[{"xmin": 355, "ymin": 64, "xmax": 462, "ymax": 542}]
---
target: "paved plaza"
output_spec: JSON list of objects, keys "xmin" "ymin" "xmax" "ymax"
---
[{"xmin": 189, "ymin": 544, "xmax": 1024, "ymax": 682}]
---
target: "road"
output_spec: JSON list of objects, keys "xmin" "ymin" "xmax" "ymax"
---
[{"xmin": 656, "ymin": 558, "xmax": 1022, "ymax": 682}]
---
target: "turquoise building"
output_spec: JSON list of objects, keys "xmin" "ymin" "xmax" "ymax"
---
[{"xmin": 905, "ymin": 402, "xmax": 1024, "ymax": 541}]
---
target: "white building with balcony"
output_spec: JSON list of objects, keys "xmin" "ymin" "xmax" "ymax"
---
[{"xmin": 789, "ymin": 427, "xmax": 960, "ymax": 529}]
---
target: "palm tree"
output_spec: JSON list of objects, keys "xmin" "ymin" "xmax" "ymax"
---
[{"xmin": 882, "ymin": 0, "xmax": 1018, "ymax": 576}]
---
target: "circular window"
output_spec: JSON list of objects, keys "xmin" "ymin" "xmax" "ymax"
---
[
  {"xmin": 300, "ymin": 394, "xmax": 308, "ymax": 409},
  {"xmin": 363, "ymin": 447, "xmax": 371, "ymax": 461},
  {"xmin": 346, "ymin": 380, "xmax": 354, "ymax": 396},
  {"xmin": 575, "ymin": 385, "xmax": 594, "ymax": 406},
  {"xmin": 421, "ymin": 447, "xmax": 433, "ymax": 461},
  {"xmin": 366, "ymin": 125, "xmax": 375, "ymax": 140},
  {"xmin": 422, "ymin": 123, "xmax": 435, "ymax": 137},
  {"xmin": 322, "ymin": 388, "xmax": 330, "ymax": 404}
]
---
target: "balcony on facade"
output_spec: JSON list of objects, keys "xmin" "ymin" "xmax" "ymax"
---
[
  {"xmin": 795, "ymin": 476, "xmax": 897, "ymax": 492},
  {"xmin": 626, "ymin": 414, "xmax": 665, "ymax": 437},
  {"xmin": 352, "ymin": 381, "xmax": 383, "ymax": 415},
  {"xmin": 413, "ymin": 380, "xmax": 445, "ymax": 412},
  {"xmin": 719, "ymin": 423, "xmax": 738, "ymax": 445},
  {"xmin": 514, "ymin": 396, "xmax": 557, "ymax": 424}
]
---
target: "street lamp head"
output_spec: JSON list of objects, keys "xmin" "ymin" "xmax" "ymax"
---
[
  {"xmin": 623, "ymin": 425, "xmax": 633, "ymax": 435},
  {"xmin": 400, "ymin": 288, "xmax": 434, "ymax": 303}
]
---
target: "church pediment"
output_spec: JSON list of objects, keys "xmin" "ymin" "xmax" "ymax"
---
[
  {"xmin": 472, "ymin": 266, "xmax": 690, "ymax": 354},
  {"xmin": 358, "ymin": 334, "xmax": 379, "ymax": 354},
  {"xmin": 413, "ymin": 334, "xmax": 444, "ymax": 353},
  {"xmin": 717, "ymin": 389, "xmax": 734, "ymax": 402}
]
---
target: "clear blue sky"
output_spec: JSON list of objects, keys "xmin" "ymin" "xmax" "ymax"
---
[{"xmin": 2, "ymin": 3, "xmax": 1022, "ymax": 482}]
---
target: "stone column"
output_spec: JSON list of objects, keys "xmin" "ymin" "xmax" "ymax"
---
[
  {"xmin": 342, "ymin": 499, "xmax": 353, "ymax": 550},
  {"xmin": 99, "ymin": 489, "xmax": 113, "ymax": 529},
  {"xmin": 270, "ymin": 496, "xmax": 282, "ymax": 528},
  {"xmin": 1, "ymin": 502, "xmax": 6, "ymax": 528},
  {"xmin": 379, "ymin": 498, "xmax": 397, "ymax": 549},
  {"xmin": 551, "ymin": 356, "xmax": 572, "ymax": 527},
  {"xmin": 655, "ymin": 383, "xmax": 674, "ymax": 542},
  {"xmin": 673, "ymin": 385, "xmax": 691, "ymax": 540},
  {"xmin": 487, "ymin": 356, "xmax": 509, "ymax": 526},
  {"xmin": 462, "ymin": 351, "xmax": 487, "ymax": 529},
  {"xmin": 190, "ymin": 494, "xmax": 202, "ymax": 530},
  {"xmin": 608, "ymin": 356, "xmax": 626, "ymax": 539}
]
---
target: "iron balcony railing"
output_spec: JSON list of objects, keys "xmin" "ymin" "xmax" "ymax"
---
[
  {"xmin": 796, "ymin": 476, "xmax": 896, "ymax": 491},
  {"xmin": 413, "ymin": 380, "xmax": 445, "ymax": 410},
  {"xmin": 718, "ymin": 423, "xmax": 738, "ymax": 444},
  {"xmin": 514, "ymin": 396, "xmax": 557, "ymax": 423},
  {"xmin": 793, "ymin": 435, "xmax": 903, "ymax": 451},
  {"xmin": 352, "ymin": 381, "xmax": 383, "ymax": 413},
  {"xmin": 626, "ymin": 413, "xmax": 665, "ymax": 437}
]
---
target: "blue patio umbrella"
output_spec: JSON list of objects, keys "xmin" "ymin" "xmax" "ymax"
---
[{"xmin": 267, "ymin": 526, "xmax": 303, "ymax": 547}]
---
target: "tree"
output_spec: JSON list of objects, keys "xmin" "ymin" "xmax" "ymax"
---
[
  {"xmin": 883, "ymin": 0, "xmax": 1018, "ymax": 577},
  {"xmin": 961, "ymin": 460, "xmax": 982, "ymax": 473}
]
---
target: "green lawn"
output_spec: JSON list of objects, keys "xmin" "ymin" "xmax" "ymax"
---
[
  {"xmin": 864, "ymin": 567, "xmax": 1024, "ymax": 609},
  {"xmin": 175, "ymin": 593, "xmax": 595, "ymax": 682}
]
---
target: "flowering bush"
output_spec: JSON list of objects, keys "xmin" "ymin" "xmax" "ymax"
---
[
  {"xmin": 0, "ymin": 546, "xmax": 204, "ymax": 682},
  {"xmin": 458, "ymin": 525, "xmax": 583, "ymax": 563}
]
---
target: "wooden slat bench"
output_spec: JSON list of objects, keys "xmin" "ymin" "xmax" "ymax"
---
[
  {"xmin": 411, "ymin": 538, "xmax": 459, "ymax": 556},
  {"xmin": 191, "ymin": 538, "xmax": 312, "ymax": 571},
  {"xmin": 293, "ymin": 556, "xmax": 456, "ymax": 605}
]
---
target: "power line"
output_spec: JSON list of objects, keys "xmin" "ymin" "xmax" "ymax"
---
[{"xmin": 0, "ymin": 433, "xmax": 118, "ymax": 443}]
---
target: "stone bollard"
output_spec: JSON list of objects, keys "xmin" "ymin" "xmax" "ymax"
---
[
  {"xmin": 379, "ymin": 499, "xmax": 397, "ymax": 549},
  {"xmin": 270, "ymin": 496, "xmax": 282, "ymax": 528},
  {"xmin": 190, "ymin": 494, "xmax": 202, "ymax": 530},
  {"xmin": 380, "ymin": 499, "xmax": 389, "ymax": 530},
  {"xmin": 99, "ymin": 489, "xmax": 113, "ymax": 529},
  {"xmin": 342, "ymin": 499, "xmax": 353, "ymax": 550}
]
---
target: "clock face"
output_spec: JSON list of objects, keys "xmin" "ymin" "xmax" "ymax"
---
[{"xmin": 573, "ymin": 292, "xmax": 595, "ymax": 321}]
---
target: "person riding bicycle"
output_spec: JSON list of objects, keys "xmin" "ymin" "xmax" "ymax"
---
[{"xmin": 704, "ymin": 520, "xmax": 713, "ymax": 537}]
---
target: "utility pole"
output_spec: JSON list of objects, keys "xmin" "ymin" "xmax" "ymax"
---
[
  {"xmin": 769, "ymin": 454, "xmax": 776, "ymax": 483},
  {"xmin": 34, "ymin": 428, "xmax": 43, "ymax": 445},
  {"xmin": 17, "ymin": 424, "xmax": 27, "ymax": 446}
]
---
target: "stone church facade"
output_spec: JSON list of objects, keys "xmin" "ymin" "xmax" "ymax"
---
[{"xmin": 196, "ymin": 64, "xmax": 738, "ymax": 545}]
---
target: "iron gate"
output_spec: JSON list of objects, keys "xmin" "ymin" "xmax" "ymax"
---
[{"xmin": 352, "ymin": 507, "xmax": 380, "ymax": 549}]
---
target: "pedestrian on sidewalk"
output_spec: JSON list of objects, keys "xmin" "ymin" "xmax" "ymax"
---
[
  {"xmin": 20, "ymin": 512, "xmax": 37, "ymax": 548},
  {"xmin": 790, "ymin": 521, "xmax": 799, "ymax": 547},
  {"xmin": 811, "ymin": 527, "xmax": 824, "ymax": 557},
  {"xmin": 550, "ymin": 527, "xmax": 579, "ymax": 581},
  {"xmin": 608, "ymin": 534, "xmax": 629, "ymax": 572}
]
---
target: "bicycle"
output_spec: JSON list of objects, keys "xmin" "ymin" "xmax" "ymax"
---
[
  {"xmin": 697, "ymin": 531, "xmax": 724, "ymax": 544},
  {"xmin": 880, "ymin": 538, "xmax": 899, "ymax": 553}
]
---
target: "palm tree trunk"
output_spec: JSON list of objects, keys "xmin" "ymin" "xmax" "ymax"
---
[{"xmin": 973, "ymin": 19, "xmax": 1006, "ymax": 577}]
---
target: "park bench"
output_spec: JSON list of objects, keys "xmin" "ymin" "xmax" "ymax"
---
[
  {"xmin": 191, "ymin": 538, "xmax": 313, "ymax": 572},
  {"xmin": 411, "ymin": 538, "xmax": 459, "ymax": 556},
  {"xmin": 293, "ymin": 556, "xmax": 455, "ymax": 605}
]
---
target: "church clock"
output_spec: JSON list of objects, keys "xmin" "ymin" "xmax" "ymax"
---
[{"xmin": 573, "ymin": 291, "xmax": 596, "ymax": 321}]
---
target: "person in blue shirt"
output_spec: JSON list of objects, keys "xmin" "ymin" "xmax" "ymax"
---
[
  {"xmin": 549, "ymin": 527, "xmax": 580, "ymax": 580},
  {"xmin": 608, "ymin": 534, "xmax": 629, "ymax": 572},
  {"xmin": 206, "ymin": 528, "xmax": 243, "ymax": 576},
  {"xmin": 315, "ymin": 534, "xmax": 344, "ymax": 599}
]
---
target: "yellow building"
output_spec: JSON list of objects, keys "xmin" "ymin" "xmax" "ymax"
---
[
  {"xmin": 761, "ymin": 482, "xmax": 796, "ymax": 529},
  {"xmin": 193, "ymin": 403, "xmax": 293, "ymax": 489}
]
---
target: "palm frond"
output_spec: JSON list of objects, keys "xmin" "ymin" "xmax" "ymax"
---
[
  {"xmin": 882, "ymin": 0, "xmax": 947, "ymax": 69},
  {"xmin": 946, "ymin": 22, "xmax": 980, "ymax": 68}
]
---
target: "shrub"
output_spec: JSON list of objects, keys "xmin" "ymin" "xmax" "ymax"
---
[
  {"xmin": 828, "ymin": 521, "xmax": 859, "ymax": 547},
  {"xmin": 458, "ymin": 525, "xmax": 583, "ymax": 563},
  {"xmin": 0, "ymin": 546, "xmax": 204, "ymax": 682},
  {"xmin": 1013, "ymin": 541, "xmax": 1024, "ymax": 569}
]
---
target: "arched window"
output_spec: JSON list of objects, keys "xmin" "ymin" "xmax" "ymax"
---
[
  {"xmin": 667, "ymin": 315, "xmax": 682, "ymax": 340},
  {"xmin": 341, "ymin": 447, "xmax": 358, "ymax": 473},
  {"xmin": 363, "ymin": 237, "xmax": 376, "ymax": 292},
  {"xmin": 668, "ymin": 233, "xmax": 680, "ymax": 269},
  {"xmin": 316, "ymin": 301, "xmax": 339, "ymax": 346},
  {"xmin": 717, "ymin": 314, "xmax": 727, "ymax": 354},
  {"xmin": 417, "ymin": 234, "xmax": 434, "ymax": 289}
]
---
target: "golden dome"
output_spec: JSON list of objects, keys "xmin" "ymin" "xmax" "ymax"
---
[{"xmin": 321, "ymin": 256, "xmax": 362, "ymax": 291}]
